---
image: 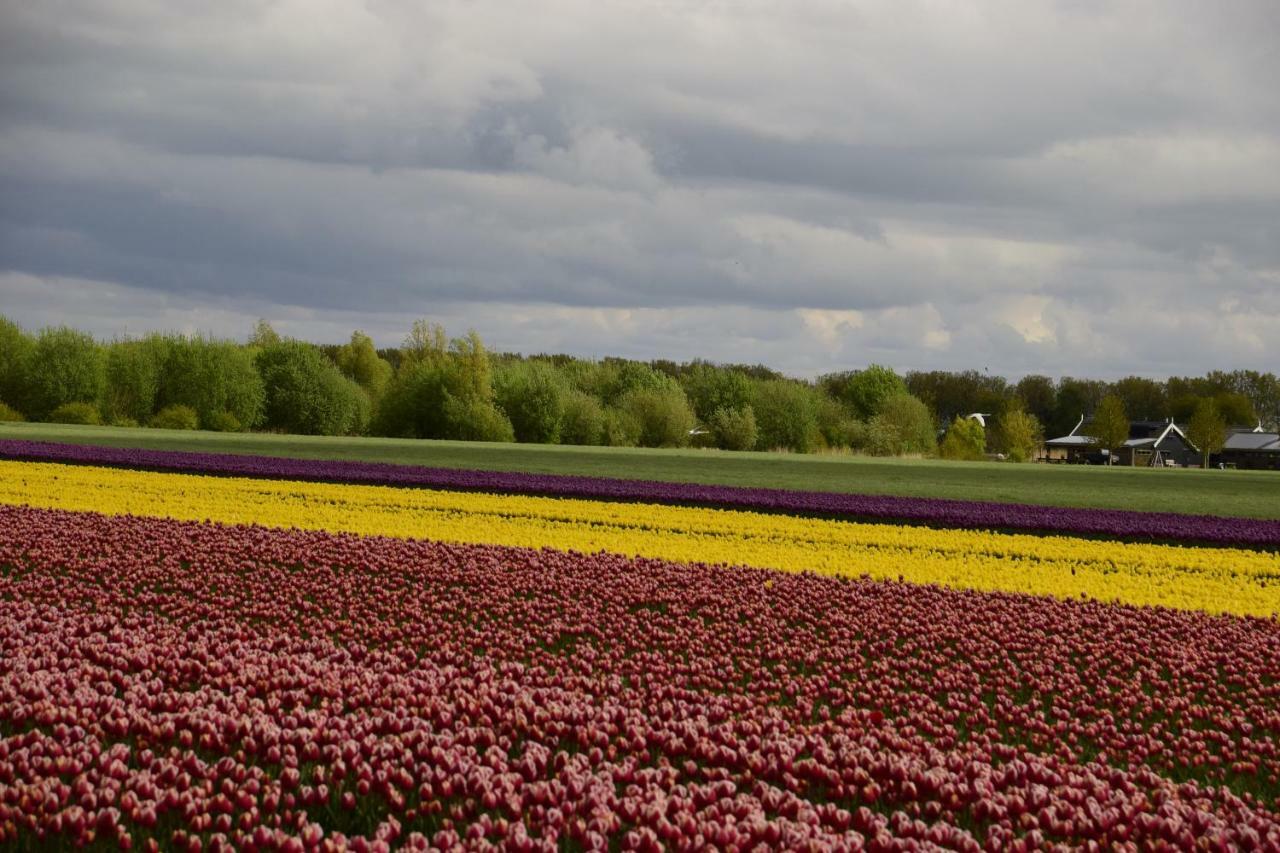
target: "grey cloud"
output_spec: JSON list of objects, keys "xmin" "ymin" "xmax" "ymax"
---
[{"xmin": 0, "ymin": 0, "xmax": 1277, "ymax": 377}]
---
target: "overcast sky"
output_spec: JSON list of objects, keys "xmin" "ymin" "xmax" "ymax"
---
[{"xmin": 1, "ymin": 1, "xmax": 1277, "ymax": 378}]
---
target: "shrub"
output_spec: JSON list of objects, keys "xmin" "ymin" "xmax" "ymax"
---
[
  {"xmin": 939, "ymin": 416, "xmax": 986, "ymax": 461},
  {"xmin": 709, "ymin": 406, "xmax": 758, "ymax": 451},
  {"xmin": 204, "ymin": 411, "xmax": 243, "ymax": 433},
  {"xmin": 817, "ymin": 397, "xmax": 861, "ymax": 449},
  {"xmin": 47, "ymin": 401, "xmax": 102, "ymax": 426},
  {"xmin": 617, "ymin": 386, "xmax": 696, "ymax": 448},
  {"xmin": 752, "ymin": 379, "xmax": 820, "ymax": 452},
  {"xmin": 442, "ymin": 395, "xmax": 515, "ymax": 442},
  {"xmin": 560, "ymin": 391, "xmax": 606, "ymax": 446},
  {"xmin": 0, "ymin": 401, "xmax": 26, "ymax": 422},
  {"xmin": 149, "ymin": 404, "xmax": 199, "ymax": 430},
  {"xmin": 602, "ymin": 407, "xmax": 641, "ymax": 447},
  {"xmin": 110, "ymin": 417, "xmax": 140, "ymax": 428}
]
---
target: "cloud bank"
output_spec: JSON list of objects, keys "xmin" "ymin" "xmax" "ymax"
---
[{"xmin": 1, "ymin": 0, "xmax": 1277, "ymax": 377}]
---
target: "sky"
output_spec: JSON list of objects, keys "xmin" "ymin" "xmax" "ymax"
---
[{"xmin": 1, "ymin": 0, "xmax": 1277, "ymax": 379}]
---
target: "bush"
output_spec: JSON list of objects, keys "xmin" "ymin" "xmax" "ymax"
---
[
  {"xmin": 149, "ymin": 404, "xmax": 199, "ymax": 430},
  {"xmin": 47, "ymin": 401, "xmax": 102, "ymax": 426},
  {"xmin": 110, "ymin": 417, "xmax": 139, "ymax": 428},
  {"xmin": 752, "ymin": 379, "xmax": 820, "ymax": 452},
  {"xmin": 0, "ymin": 402, "xmax": 24, "ymax": 422},
  {"xmin": 560, "ymin": 391, "xmax": 606, "ymax": 446},
  {"xmin": 709, "ymin": 406, "xmax": 758, "ymax": 451},
  {"xmin": 939, "ymin": 416, "xmax": 986, "ymax": 461},
  {"xmin": 867, "ymin": 394, "xmax": 935, "ymax": 456},
  {"xmin": 255, "ymin": 340, "xmax": 369, "ymax": 436},
  {"xmin": 817, "ymin": 397, "xmax": 861, "ymax": 449},
  {"xmin": 204, "ymin": 411, "xmax": 243, "ymax": 433},
  {"xmin": 617, "ymin": 386, "xmax": 695, "ymax": 448},
  {"xmin": 495, "ymin": 361, "xmax": 568, "ymax": 444},
  {"xmin": 442, "ymin": 395, "xmax": 515, "ymax": 443},
  {"xmin": 602, "ymin": 406, "xmax": 641, "ymax": 447}
]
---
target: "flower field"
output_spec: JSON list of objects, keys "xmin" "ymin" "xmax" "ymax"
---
[
  {"xmin": 1, "ymin": 446, "xmax": 1278, "ymax": 849},
  {"xmin": 4, "ymin": 439, "xmax": 1280, "ymax": 547}
]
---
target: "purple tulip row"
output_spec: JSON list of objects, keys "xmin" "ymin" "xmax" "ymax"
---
[{"xmin": 3, "ymin": 438, "xmax": 1279, "ymax": 547}]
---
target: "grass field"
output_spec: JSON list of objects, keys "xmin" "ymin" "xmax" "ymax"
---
[{"xmin": 3, "ymin": 421, "xmax": 1278, "ymax": 519}]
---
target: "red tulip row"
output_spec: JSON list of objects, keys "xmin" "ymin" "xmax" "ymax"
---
[{"xmin": 1, "ymin": 504, "xmax": 1277, "ymax": 850}]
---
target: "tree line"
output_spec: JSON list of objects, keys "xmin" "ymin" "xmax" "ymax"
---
[{"xmin": 1, "ymin": 314, "xmax": 1275, "ymax": 461}]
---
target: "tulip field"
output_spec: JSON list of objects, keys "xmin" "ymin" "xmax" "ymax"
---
[{"xmin": 0, "ymin": 440, "xmax": 1278, "ymax": 850}]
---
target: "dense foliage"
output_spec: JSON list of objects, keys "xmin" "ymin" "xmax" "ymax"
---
[{"xmin": 1, "ymin": 314, "xmax": 1275, "ymax": 456}]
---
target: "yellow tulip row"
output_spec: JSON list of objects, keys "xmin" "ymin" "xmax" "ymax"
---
[{"xmin": 1, "ymin": 460, "xmax": 1275, "ymax": 617}]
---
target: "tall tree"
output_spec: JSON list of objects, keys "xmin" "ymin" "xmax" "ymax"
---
[
  {"xmin": 1091, "ymin": 395, "xmax": 1129, "ymax": 465},
  {"xmin": 1186, "ymin": 398, "xmax": 1227, "ymax": 469}
]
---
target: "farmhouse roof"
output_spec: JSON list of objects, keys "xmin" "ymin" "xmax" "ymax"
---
[{"xmin": 1224, "ymin": 430, "xmax": 1280, "ymax": 452}]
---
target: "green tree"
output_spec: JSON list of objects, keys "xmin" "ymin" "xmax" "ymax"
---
[
  {"xmin": 938, "ymin": 416, "xmax": 985, "ymax": 461},
  {"xmin": 255, "ymin": 340, "xmax": 370, "ymax": 436},
  {"xmin": 1014, "ymin": 374, "xmax": 1056, "ymax": 428},
  {"xmin": 104, "ymin": 336, "xmax": 168, "ymax": 424},
  {"xmin": 1109, "ymin": 376, "xmax": 1168, "ymax": 421},
  {"xmin": 25, "ymin": 326, "xmax": 105, "ymax": 420},
  {"xmin": 996, "ymin": 408, "xmax": 1043, "ymax": 463},
  {"xmin": 494, "ymin": 361, "xmax": 568, "ymax": 444},
  {"xmin": 824, "ymin": 364, "xmax": 907, "ymax": 420},
  {"xmin": 0, "ymin": 316, "xmax": 34, "ymax": 413},
  {"xmin": 400, "ymin": 319, "xmax": 449, "ymax": 369},
  {"xmin": 156, "ymin": 336, "xmax": 265, "ymax": 429},
  {"xmin": 1212, "ymin": 392, "xmax": 1255, "ymax": 427},
  {"xmin": 247, "ymin": 319, "xmax": 281, "ymax": 349},
  {"xmin": 1091, "ymin": 395, "xmax": 1129, "ymax": 465},
  {"xmin": 1050, "ymin": 377, "xmax": 1106, "ymax": 439},
  {"xmin": 753, "ymin": 379, "xmax": 821, "ymax": 452},
  {"xmin": 816, "ymin": 397, "xmax": 861, "ymax": 449},
  {"xmin": 870, "ymin": 393, "xmax": 936, "ymax": 456},
  {"xmin": 680, "ymin": 361, "xmax": 754, "ymax": 422},
  {"xmin": 335, "ymin": 331, "xmax": 393, "ymax": 399},
  {"xmin": 1186, "ymin": 398, "xmax": 1227, "ymax": 468},
  {"xmin": 709, "ymin": 406, "xmax": 758, "ymax": 451}
]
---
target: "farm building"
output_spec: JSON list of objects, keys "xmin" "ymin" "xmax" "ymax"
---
[
  {"xmin": 1216, "ymin": 427, "xmax": 1280, "ymax": 471},
  {"xmin": 1044, "ymin": 418, "xmax": 1200, "ymax": 466}
]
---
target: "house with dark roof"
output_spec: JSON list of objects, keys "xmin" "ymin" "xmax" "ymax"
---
[
  {"xmin": 1044, "ymin": 417, "xmax": 1200, "ymax": 467},
  {"xmin": 1216, "ymin": 427, "xmax": 1280, "ymax": 471}
]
